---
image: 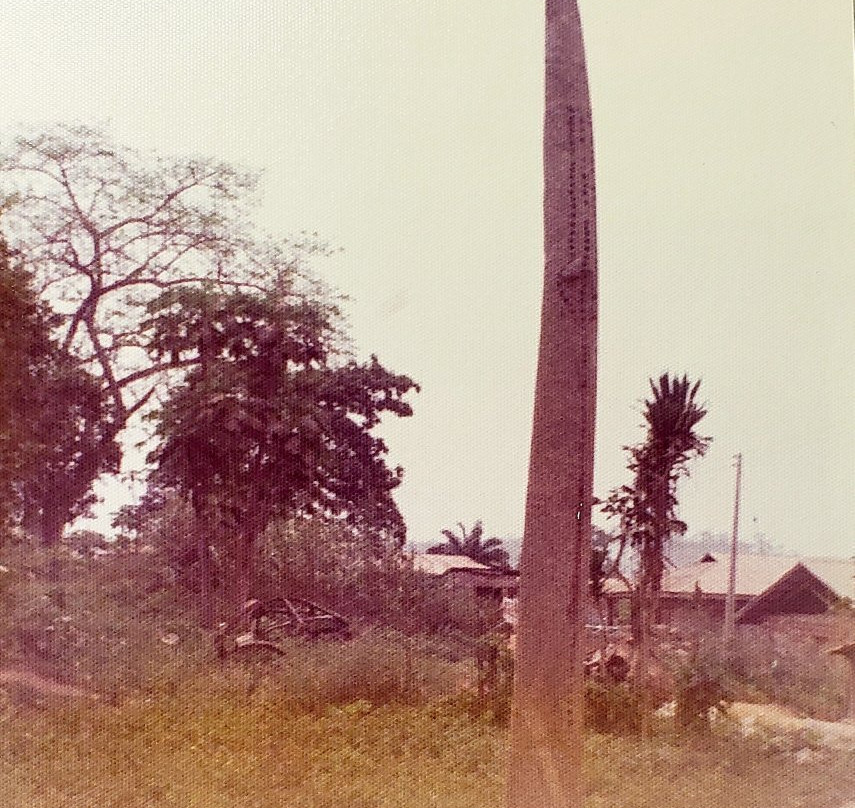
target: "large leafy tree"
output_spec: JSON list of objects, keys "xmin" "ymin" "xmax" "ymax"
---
[
  {"xmin": 147, "ymin": 287, "xmax": 417, "ymax": 616},
  {"xmin": 426, "ymin": 520, "xmax": 510, "ymax": 568},
  {"xmin": 0, "ymin": 125, "xmax": 323, "ymax": 540},
  {"xmin": 508, "ymin": 2, "xmax": 598, "ymax": 806},
  {"xmin": 0, "ymin": 238, "xmax": 119, "ymax": 541},
  {"xmin": 18, "ymin": 353, "xmax": 121, "ymax": 546},
  {"xmin": 0, "ymin": 238, "xmax": 49, "ymax": 525}
]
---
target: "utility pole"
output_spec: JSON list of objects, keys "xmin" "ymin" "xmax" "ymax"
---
[{"xmin": 723, "ymin": 453, "xmax": 742, "ymax": 646}]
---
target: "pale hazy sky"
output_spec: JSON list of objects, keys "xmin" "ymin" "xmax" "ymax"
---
[{"xmin": 1, "ymin": 1, "xmax": 853, "ymax": 557}]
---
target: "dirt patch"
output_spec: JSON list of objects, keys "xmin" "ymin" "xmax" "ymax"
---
[
  {"xmin": 729, "ymin": 701, "xmax": 855, "ymax": 750},
  {"xmin": 0, "ymin": 667, "xmax": 100, "ymax": 701}
]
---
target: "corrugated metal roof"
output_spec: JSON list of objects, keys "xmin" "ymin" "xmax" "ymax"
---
[
  {"xmin": 798, "ymin": 557, "xmax": 855, "ymax": 600},
  {"xmin": 411, "ymin": 553, "xmax": 491, "ymax": 575},
  {"xmin": 663, "ymin": 553, "xmax": 855, "ymax": 599},
  {"xmin": 603, "ymin": 553, "xmax": 855, "ymax": 600}
]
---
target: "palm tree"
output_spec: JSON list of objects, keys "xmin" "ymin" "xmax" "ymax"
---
[
  {"xmin": 507, "ymin": 2, "xmax": 598, "ymax": 807},
  {"xmin": 634, "ymin": 374, "xmax": 710, "ymax": 593},
  {"xmin": 611, "ymin": 374, "xmax": 710, "ymax": 600},
  {"xmin": 602, "ymin": 373, "xmax": 710, "ymax": 731},
  {"xmin": 426, "ymin": 520, "xmax": 510, "ymax": 568}
]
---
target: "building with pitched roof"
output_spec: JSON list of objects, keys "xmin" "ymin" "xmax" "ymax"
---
[
  {"xmin": 604, "ymin": 552, "xmax": 854, "ymax": 627},
  {"xmin": 411, "ymin": 553, "xmax": 519, "ymax": 600}
]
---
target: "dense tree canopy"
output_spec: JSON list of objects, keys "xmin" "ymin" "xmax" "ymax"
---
[
  {"xmin": 0, "ymin": 239, "xmax": 47, "ymax": 524},
  {"xmin": 1, "ymin": 125, "xmax": 417, "ymax": 612},
  {"xmin": 146, "ymin": 287, "xmax": 418, "ymax": 605},
  {"xmin": 0, "ymin": 238, "xmax": 119, "ymax": 541}
]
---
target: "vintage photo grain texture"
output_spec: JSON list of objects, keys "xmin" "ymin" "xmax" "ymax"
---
[{"xmin": 0, "ymin": 2, "xmax": 852, "ymax": 806}]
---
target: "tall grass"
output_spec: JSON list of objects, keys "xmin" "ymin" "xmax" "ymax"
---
[
  {"xmin": 4, "ymin": 535, "xmax": 855, "ymax": 806},
  {"xmin": 0, "ymin": 696, "xmax": 505, "ymax": 808},
  {"xmin": 1, "ymin": 693, "xmax": 853, "ymax": 808}
]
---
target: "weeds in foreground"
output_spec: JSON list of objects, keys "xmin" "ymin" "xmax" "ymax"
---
[
  {"xmin": 3, "ymin": 540, "xmax": 854, "ymax": 806},
  {"xmin": 0, "ymin": 697, "xmax": 504, "ymax": 808},
  {"xmin": 1, "ymin": 692, "xmax": 853, "ymax": 808}
]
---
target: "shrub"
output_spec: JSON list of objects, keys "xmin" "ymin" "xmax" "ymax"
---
[
  {"xmin": 256, "ymin": 520, "xmax": 493, "ymax": 640},
  {"xmin": 448, "ymin": 630, "xmax": 515, "ymax": 726},
  {"xmin": 678, "ymin": 616, "xmax": 853, "ymax": 721},
  {"xmin": 216, "ymin": 627, "xmax": 465, "ymax": 712},
  {"xmin": 584, "ymin": 679, "xmax": 643, "ymax": 734},
  {"xmin": 673, "ymin": 667, "xmax": 729, "ymax": 731}
]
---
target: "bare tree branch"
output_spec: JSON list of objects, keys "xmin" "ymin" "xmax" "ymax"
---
[{"xmin": 0, "ymin": 124, "xmax": 330, "ymax": 539}]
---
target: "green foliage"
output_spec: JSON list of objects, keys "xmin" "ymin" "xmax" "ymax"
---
[
  {"xmin": 589, "ymin": 526, "xmax": 621, "ymax": 601},
  {"xmin": 448, "ymin": 630, "xmax": 515, "ymax": 726},
  {"xmin": 601, "ymin": 374, "xmax": 711, "ymax": 671},
  {"xmin": 109, "ymin": 492, "xmax": 489, "ymax": 642},
  {"xmin": 0, "ymin": 541, "xmax": 206, "ymax": 695},
  {"xmin": 146, "ymin": 287, "xmax": 417, "ymax": 604},
  {"xmin": 2, "ymin": 548, "xmax": 855, "ymax": 807},
  {"xmin": 223, "ymin": 628, "xmax": 462, "ymax": 711},
  {"xmin": 672, "ymin": 662, "xmax": 729, "ymax": 731},
  {"xmin": 112, "ymin": 490, "xmax": 196, "ymax": 562},
  {"xmin": 1, "ymin": 690, "xmax": 853, "ymax": 808},
  {"xmin": 0, "ymin": 528, "xmax": 488, "ymax": 704},
  {"xmin": 453, "ymin": 641, "xmax": 648, "ymax": 735},
  {"xmin": 686, "ymin": 620, "xmax": 852, "ymax": 721},
  {"xmin": 17, "ymin": 353, "xmax": 120, "ymax": 545},
  {"xmin": 0, "ymin": 232, "xmax": 121, "ymax": 543},
  {"xmin": 0, "ymin": 125, "xmax": 331, "ymax": 541},
  {"xmin": 257, "ymin": 519, "xmax": 490, "ymax": 638},
  {"xmin": 0, "ymin": 239, "xmax": 47, "ymax": 486},
  {"xmin": 603, "ymin": 373, "xmax": 711, "ymax": 591},
  {"xmin": 0, "ymin": 699, "xmax": 506, "ymax": 808}
]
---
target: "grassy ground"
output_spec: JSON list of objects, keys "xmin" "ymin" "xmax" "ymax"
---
[
  {"xmin": 0, "ymin": 696, "xmax": 502, "ymax": 808},
  {"xmin": 584, "ymin": 729, "xmax": 855, "ymax": 808},
  {"xmin": 2, "ymin": 545, "xmax": 854, "ymax": 807},
  {"xmin": 1, "ymin": 689, "xmax": 854, "ymax": 808}
]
